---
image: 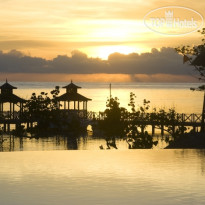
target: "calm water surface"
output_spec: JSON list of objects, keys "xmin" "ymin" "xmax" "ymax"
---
[
  {"xmin": 0, "ymin": 134, "xmax": 169, "ymax": 151},
  {"xmin": 0, "ymin": 150, "xmax": 205, "ymax": 205}
]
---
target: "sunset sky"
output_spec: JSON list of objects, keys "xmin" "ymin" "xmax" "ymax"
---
[{"xmin": 0, "ymin": 0, "xmax": 204, "ymax": 82}]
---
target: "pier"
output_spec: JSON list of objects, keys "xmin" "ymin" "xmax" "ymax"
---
[
  {"xmin": 0, "ymin": 110, "xmax": 204, "ymax": 134},
  {"xmin": 87, "ymin": 112, "xmax": 204, "ymax": 135}
]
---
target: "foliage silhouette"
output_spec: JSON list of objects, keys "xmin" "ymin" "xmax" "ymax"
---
[
  {"xmin": 125, "ymin": 92, "xmax": 157, "ymax": 149},
  {"xmin": 176, "ymin": 28, "xmax": 205, "ymax": 132},
  {"xmin": 175, "ymin": 28, "xmax": 205, "ymax": 81}
]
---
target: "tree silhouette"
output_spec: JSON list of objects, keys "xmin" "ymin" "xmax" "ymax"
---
[{"xmin": 176, "ymin": 28, "xmax": 205, "ymax": 132}]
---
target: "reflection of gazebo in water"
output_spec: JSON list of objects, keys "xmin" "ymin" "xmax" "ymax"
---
[
  {"xmin": 0, "ymin": 80, "xmax": 26, "ymax": 120},
  {"xmin": 56, "ymin": 81, "xmax": 91, "ymax": 118}
]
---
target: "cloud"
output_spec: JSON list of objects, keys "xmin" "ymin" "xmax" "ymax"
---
[{"xmin": 0, "ymin": 47, "xmax": 193, "ymax": 79}]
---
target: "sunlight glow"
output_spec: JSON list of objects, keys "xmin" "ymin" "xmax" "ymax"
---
[
  {"xmin": 97, "ymin": 46, "xmax": 141, "ymax": 59},
  {"xmin": 83, "ymin": 45, "xmax": 149, "ymax": 59}
]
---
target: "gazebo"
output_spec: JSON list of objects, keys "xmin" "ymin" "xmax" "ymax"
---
[
  {"xmin": 56, "ymin": 81, "xmax": 91, "ymax": 118},
  {"xmin": 0, "ymin": 80, "xmax": 26, "ymax": 120}
]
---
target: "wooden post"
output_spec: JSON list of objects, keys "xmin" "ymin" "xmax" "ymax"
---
[
  {"xmin": 74, "ymin": 101, "xmax": 76, "ymax": 110},
  {"xmin": 64, "ymin": 101, "xmax": 66, "ymax": 109},
  {"xmin": 13, "ymin": 103, "xmax": 15, "ymax": 119},
  {"xmin": 141, "ymin": 126, "xmax": 144, "ymax": 134},
  {"xmin": 78, "ymin": 101, "xmax": 80, "ymax": 111},
  {"xmin": 3, "ymin": 123, "xmax": 6, "ymax": 132},
  {"xmin": 201, "ymin": 91, "xmax": 205, "ymax": 132},
  {"xmin": 152, "ymin": 125, "xmax": 155, "ymax": 135},
  {"xmin": 68, "ymin": 101, "xmax": 70, "ymax": 110},
  {"xmin": 85, "ymin": 101, "xmax": 87, "ymax": 117},
  {"xmin": 10, "ymin": 103, "xmax": 12, "ymax": 119},
  {"xmin": 161, "ymin": 125, "xmax": 164, "ymax": 136}
]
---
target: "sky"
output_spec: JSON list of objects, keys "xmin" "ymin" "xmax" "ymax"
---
[{"xmin": 0, "ymin": 0, "xmax": 204, "ymax": 82}]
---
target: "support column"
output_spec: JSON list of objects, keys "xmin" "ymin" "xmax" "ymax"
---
[
  {"xmin": 78, "ymin": 101, "xmax": 80, "ymax": 111},
  {"xmin": 68, "ymin": 101, "xmax": 70, "ymax": 110},
  {"xmin": 74, "ymin": 101, "xmax": 76, "ymax": 110},
  {"xmin": 201, "ymin": 91, "xmax": 205, "ymax": 132},
  {"xmin": 64, "ymin": 101, "xmax": 66, "ymax": 109},
  {"xmin": 161, "ymin": 125, "xmax": 164, "ymax": 136},
  {"xmin": 85, "ymin": 101, "xmax": 87, "ymax": 118},
  {"xmin": 10, "ymin": 102, "xmax": 12, "ymax": 119},
  {"xmin": 13, "ymin": 103, "xmax": 15, "ymax": 119},
  {"xmin": 0, "ymin": 103, "xmax": 2, "ymax": 117},
  {"xmin": 152, "ymin": 125, "xmax": 155, "ymax": 135},
  {"xmin": 1, "ymin": 103, "xmax": 3, "ymax": 117},
  {"xmin": 141, "ymin": 126, "xmax": 144, "ymax": 134}
]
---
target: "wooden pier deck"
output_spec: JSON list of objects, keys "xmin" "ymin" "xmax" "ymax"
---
[
  {"xmin": 0, "ymin": 111, "xmax": 204, "ymax": 134},
  {"xmin": 87, "ymin": 112, "xmax": 204, "ymax": 134}
]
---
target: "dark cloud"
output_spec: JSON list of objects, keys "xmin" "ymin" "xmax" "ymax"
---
[{"xmin": 0, "ymin": 47, "xmax": 191, "ymax": 75}]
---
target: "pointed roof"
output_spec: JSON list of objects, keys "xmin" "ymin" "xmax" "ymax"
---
[
  {"xmin": 0, "ymin": 93, "xmax": 26, "ymax": 103},
  {"xmin": 0, "ymin": 79, "xmax": 17, "ymax": 90},
  {"xmin": 57, "ymin": 81, "xmax": 91, "ymax": 102},
  {"xmin": 57, "ymin": 92, "xmax": 91, "ymax": 102},
  {"xmin": 62, "ymin": 80, "xmax": 81, "ymax": 89},
  {"xmin": 0, "ymin": 80, "xmax": 26, "ymax": 103}
]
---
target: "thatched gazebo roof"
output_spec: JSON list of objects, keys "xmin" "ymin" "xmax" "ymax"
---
[
  {"xmin": 57, "ymin": 81, "xmax": 91, "ymax": 102},
  {"xmin": 0, "ymin": 93, "xmax": 26, "ymax": 103},
  {"xmin": 57, "ymin": 92, "xmax": 91, "ymax": 102},
  {"xmin": 0, "ymin": 80, "xmax": 26, "ymax": 103},
  {"xmin": 0, "ymin": 81, "xmax": 17, "ymax": 90},
  {"xmin": 63, "ymin": 82, "xmax": 81, "ymax": 89}
]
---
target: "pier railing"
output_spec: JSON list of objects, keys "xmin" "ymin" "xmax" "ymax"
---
[
  {"xmin": 0, "ymin": 111, "xmax": 203, "ymax": 127},
  {"xmin": 87, "ymin": 112, "xmax": 203, "ymax": 125}
]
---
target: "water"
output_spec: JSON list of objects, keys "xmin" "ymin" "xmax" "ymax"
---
[
  {"xmin": 0, "ymin": 150, "xmax": 205, "ymax": 205},
  {"xmin": 0, "ymin": 134, "xmax": 169, "ymax": 151}
]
